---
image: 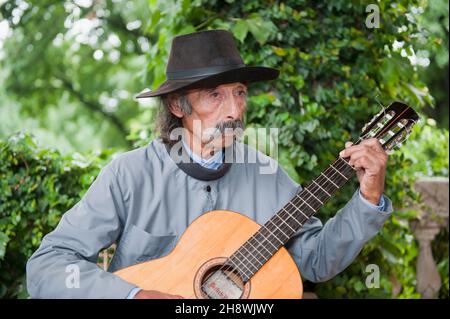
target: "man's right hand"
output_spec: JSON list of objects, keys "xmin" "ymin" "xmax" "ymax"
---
[{"xmin": 133, "ymin": 289, "xmax": 184, "ymax": 299}]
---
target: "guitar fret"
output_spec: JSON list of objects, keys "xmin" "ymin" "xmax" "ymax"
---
[
  {"xmin": 239, "ymin": 245, "xmax": 264, "ymax": 267},
  {"xmin": 259, "ymin": 226, "xmax": 281, "ymax": 249},
  {"xmin": 337, "ymin": 156, "xmax": 352, "ymax": 168},
  {"xmin": 289, "ymin": 199, "xmax": 310, "ymax": 220},
  {"xmin": 268, "ymin": 219, "xmax": 290, "ymax": 240},
  {"xmin": 320, "ymin": 172, "xmax": 339, "ymax": 188},
  {"xmin": 245, "ymin": 239, "xmax": 270, "ymax": 263},
  {"xmin": 312, "ymin": 180, "xmax": 331, "ymax": 196},
  {"xmin": 234, "ymin": 250, "xmax": 257, "ymax": 274},
  {"xmin": 274, "ymin": 213, "xmax": 296, "ymax": 233},
  {"xmin": 330, "ymin": 164, "xmax": 348, "ymax": 180},
  {"xmin": 248, "ymin": 235, "xmax": 273, "ymax": 256},
  {"xmin": 297, "ymin": 195, "xmax": 316, "ymax": 212},
  {"xmin": 281, "ymin": 207, "xmax": 303, "ymax": 228},
  {"xmin": 304, "ymin": 187, "xmax": 323, "ymax": 204}
]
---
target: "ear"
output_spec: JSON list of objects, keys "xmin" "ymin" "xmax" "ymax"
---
[{"xmin": 166, "ymin": 94, "xmax": 184, "ymax": 118}]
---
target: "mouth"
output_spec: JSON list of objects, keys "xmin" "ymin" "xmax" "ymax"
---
[
  {"xmin": 203, "ymin": 128, "xmax": 241, "ymax": 144},
  {"xmin": 209, "ymin": 120, "xmax": 244, "ymax": 138}
]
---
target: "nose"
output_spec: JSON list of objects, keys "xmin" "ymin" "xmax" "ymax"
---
[{"xmin": 223, "ymin": 93, "xmax": 242, "ymax": 121}]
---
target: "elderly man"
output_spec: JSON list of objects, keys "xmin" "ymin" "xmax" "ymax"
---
[{"xmin": 26, "ymin": 29, "xmax": 392, "ymax": 299}]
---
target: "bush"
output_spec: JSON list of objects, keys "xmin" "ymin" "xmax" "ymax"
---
[{"xmin": 0, "ymin": 132, "xmax": 115, "ymax": 298}]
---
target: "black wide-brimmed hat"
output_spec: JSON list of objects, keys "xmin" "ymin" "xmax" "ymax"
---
[{"xmin": 136, "ymin": 29, "xmax": 279, "ymax": 98}]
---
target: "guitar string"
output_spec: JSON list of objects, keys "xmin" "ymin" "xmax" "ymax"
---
[
  {"xmin": 194, "ymin": 106, "xmax": 412, "ymax": 298},
  {"xmin": 225, "ymin": 155, "xmax": 356, "ymax": 281},
  {"xmin": 230, "ymin": 132, "xmax": 393, "ymax": 279},
  {"xmin": 224, "ymin": 105, "xmax": 412, "ymax": 283},
  {"xmin": 189, "ymin": 155, "xmax": 354, "ymax": 299},
  {"xmin": 215, "ymin": 131, "xmax": 387, "ymax": 286},
  {"xmin": 225, "ymin": 103, "xmax": 413, "ymax": 280},
  {"xmin": 193, "ymin": 154, "xmax": 356, "ymax": 298}
]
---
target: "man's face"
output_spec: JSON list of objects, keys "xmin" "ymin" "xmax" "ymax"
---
[{"xmin": 171, "ymin": 82, "xmax": 248, "ymax": 152}]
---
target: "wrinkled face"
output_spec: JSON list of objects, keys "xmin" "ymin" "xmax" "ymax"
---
[{"xmin": 169, "ymin": 82, "xmax": 248, "ymax": 151}]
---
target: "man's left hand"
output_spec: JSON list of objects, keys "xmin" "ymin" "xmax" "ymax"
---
[{"xmin": 339, "ymin": 138, "xmax": 388, "ymax": 205}]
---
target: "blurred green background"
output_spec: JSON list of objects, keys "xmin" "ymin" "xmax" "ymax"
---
[{"xmin": 0, "ymin": 0, "xmax": 448, "ymax": 299}]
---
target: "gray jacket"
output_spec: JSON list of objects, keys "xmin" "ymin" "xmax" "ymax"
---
[{"xmin": 26, "ymin": 138, "xmax": 393, "ymax": 298}]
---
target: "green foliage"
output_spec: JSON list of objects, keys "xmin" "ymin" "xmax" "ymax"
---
[
  {"xmin": 0, "ymin": 132, "xmax": 115, "ymax": 298},
  {"xmin": 403, "ymin": 118, "xmax": 449, "ymax": 178},
  {"xmin": 416, "ymin": 0, "xmax": 449, "ymax": 128},
  {"xmin": 0, "ymin": 0, "xmax": 153, "ymax": 150},
  {"xmin": 0, "ymin": 0, "xmax": 448, "ymax": 299}
]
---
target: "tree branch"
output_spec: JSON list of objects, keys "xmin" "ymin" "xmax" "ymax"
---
[{"xmin": 56, "ymin": 75, "xmax": 131, "ymax": 147}]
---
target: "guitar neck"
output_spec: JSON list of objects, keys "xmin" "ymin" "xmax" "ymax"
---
[{"xmin": 227, "ymin": 155, "xmax": 356, "ymax": 282}]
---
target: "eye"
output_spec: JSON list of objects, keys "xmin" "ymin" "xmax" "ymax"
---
[
  {"xmin": 236, "ymin": 90, "xmax": 247, "ymax": 97},
  {"xmin": 210, "ymin": 92, "xmax": 220, "ymax": 98}
]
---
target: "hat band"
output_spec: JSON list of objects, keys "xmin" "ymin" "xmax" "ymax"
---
[{"xmin": 166, "ymin": 63, "xmax": 246, "ymax": 80}]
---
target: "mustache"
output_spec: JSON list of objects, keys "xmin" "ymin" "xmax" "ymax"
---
[
  {"xmin": 202, "ymin": 119, "xmax": 245, "ymax": 143},
  {"xmin": 215, "ymin": 119, "xmax": 245, "ymax": 133}
]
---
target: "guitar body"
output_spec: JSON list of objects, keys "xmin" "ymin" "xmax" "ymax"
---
[{"xmin": 114, "ymin": 210, "xmax": 303, "ymax": 299}]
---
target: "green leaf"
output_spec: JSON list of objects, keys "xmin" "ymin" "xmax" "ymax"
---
[
  {"xmin": 0, "ymin": 232, "xmax": 9, "ymax": 260},
  {"xmin": 232, "ymin": 19, "xmax": 248, "ymax": 43},
  {"xmin": 246, "ymin": 17, "xmax": 276, "ymax": 45},
  {"xmin": 272, "ymin": 46, "xmax": 287, "ymax": 56}
]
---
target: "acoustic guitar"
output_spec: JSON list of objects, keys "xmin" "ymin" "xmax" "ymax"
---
[{"xmin": 114, "ymin": 101, "xmax": 419, "ymax": 299}]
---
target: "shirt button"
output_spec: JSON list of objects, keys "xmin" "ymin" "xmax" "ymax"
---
[{"xmin": 205, "ymin": 185, "xmax": 211, "ymax": 192}]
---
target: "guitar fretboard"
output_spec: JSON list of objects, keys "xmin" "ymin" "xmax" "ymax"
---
[{"xmin": 226, "ymin": 155, "xmax": 356, "ymax": 282}]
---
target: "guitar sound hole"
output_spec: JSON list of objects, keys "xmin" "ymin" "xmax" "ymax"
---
[{"xmin": 200, "ymin": 264, "xmax": 245, "ymax": 299}]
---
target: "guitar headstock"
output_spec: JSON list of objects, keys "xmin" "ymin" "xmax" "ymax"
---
[{"xmin": 358, "ymin": 101, "xmax": 419, "ymax": 153}]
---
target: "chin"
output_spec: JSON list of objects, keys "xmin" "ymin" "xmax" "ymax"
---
[{"xmin": 206, "ymin": 134, "xmax": 236, "ymax": 150}]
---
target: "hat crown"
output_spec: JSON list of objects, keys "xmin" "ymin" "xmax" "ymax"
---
[
  {"xmin": 136, "ymin": 29, "xmax": 279, "ymax": 98},
  {"xmin": 166, "ymin": 30, "xmax": 245, "ymax": 76}
]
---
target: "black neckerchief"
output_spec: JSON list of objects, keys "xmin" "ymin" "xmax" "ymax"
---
[{"xmin": 164, "ymin": 140, "xmax": 233, "ymax": 181}]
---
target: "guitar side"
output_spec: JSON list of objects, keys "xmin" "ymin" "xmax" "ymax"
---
[{"xmin": 114, "ymin": 210, "xmax": 303, "ymax": 299}]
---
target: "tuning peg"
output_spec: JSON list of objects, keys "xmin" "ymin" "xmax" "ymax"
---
[{"xmin": 361, "ymin": 123, "xmax": 369, "ymax": 133}]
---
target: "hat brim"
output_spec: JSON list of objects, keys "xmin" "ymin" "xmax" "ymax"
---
[{"xmin": 135, "ymin": 66, "xmax": 279, "ymax": 99}]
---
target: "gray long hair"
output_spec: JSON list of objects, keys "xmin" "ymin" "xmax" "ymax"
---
[{"xmin": 156, "ymin": 92, "xmax": 192, "ymax": 146}]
